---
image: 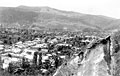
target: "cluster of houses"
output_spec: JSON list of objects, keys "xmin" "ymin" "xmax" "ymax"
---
[{"xmin": 0, "ymin": 35, "xmax": 99, "ymax": 75}]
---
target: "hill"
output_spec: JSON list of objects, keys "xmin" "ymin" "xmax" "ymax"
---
[{"xmin": 0, "ymin": 6, "xmax": 119, "ymax": 31}]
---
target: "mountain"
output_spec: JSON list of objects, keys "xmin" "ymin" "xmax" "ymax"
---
[{"xmin": 0, "ymin": 5, "xmax": 119, "ymax": 31}]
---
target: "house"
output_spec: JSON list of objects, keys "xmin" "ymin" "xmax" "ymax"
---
[
  {"xmin": 32, "ymin": 43, "xmax": 48, "ymax": 49},
  {"xmin": 11, "ymin": 47, "xmax": 21, "ymax": 53},
  {"xmin": 0, "ymin": 44, "xmax": 4, "ymax": 51},
  {"xmin": 1, "ymin": 56, "xmax": 22, "ymax": 69},
  {"xmin": 21, "ymin": 48, "xmax": 37, "ymax": 60}
]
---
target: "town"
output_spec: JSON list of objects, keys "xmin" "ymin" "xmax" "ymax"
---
[{"xmin": 0, "ymin": 28, "xmax": 101, "ymax": 76}]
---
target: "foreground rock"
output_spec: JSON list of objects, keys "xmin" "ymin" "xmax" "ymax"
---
[{"xmin": 53, "ymin": 36, "xmax": 120, "ymax": 76}]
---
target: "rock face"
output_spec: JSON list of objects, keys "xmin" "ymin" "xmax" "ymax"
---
[
  {"xmin": 111, "ymin": 38, "xmax": 120, "ymax": 76},
  {"xmin": 53, "ymin": 36, "xmax": 119, "ymax": 76},
  {"xmin": 76, "ymin": 37, "xmax": 111, "ymax": 76}
]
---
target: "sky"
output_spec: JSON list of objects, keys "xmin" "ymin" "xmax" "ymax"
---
[{"xmin": 0, "ymin": 0, "xmax": 120, "ymax": 19}]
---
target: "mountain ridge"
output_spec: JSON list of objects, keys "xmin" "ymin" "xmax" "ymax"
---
[{"xmin": 0, "ymin": 6, "xmax": 119, "ymax": 31}]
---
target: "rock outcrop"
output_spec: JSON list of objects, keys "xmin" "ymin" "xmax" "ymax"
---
[{"xmin": 53, "ymin": 36, "xmax": 120, "ymax": 76}]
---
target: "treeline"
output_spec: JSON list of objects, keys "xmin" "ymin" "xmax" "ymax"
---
[
  {"xmin": 0, "ymin": 28, "xmax": 84, "ymax": 45},
  {"xmin": 0, "ymin": 28, "xmax": 56, "ymax": 45}
]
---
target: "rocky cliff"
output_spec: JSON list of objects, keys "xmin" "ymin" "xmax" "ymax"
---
[{"xmin": 53, "ymin": 36, "xmax": 120, "ymax": 76}]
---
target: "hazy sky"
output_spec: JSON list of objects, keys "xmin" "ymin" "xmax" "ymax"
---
[{"xmin": 0, "ymin": 0, "xmax": 120, "ymax": 18}]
